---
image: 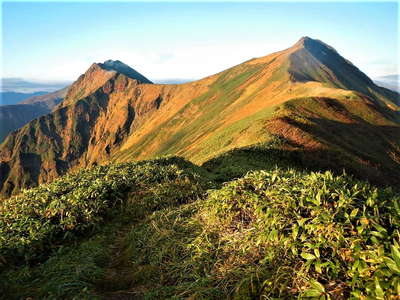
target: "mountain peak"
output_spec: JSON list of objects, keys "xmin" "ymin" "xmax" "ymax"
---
[
  {"xmin": 101, "ymin": 59, "xmax": 129, "ymax": 70},
  {"xmin": 293, "ymin": 36, "xmax": 336, "ymax": 53},
  {"xmin": 58, "ymin": 60, "xmax": 152, "ymax": 108},
  {"xmin": 96, "ymin": 59, "xmax": 153, "ymax": 84},
  {"xmin": 286, "ymin": 36, "xmax": 378, "ymax": 94},
  {"xmin": 296, "ymin": 36, "xmax": 313, "ymax": 43},
  {"xmin": 293, "ymin": 36, "xmax": 315, "ymax": 47}
]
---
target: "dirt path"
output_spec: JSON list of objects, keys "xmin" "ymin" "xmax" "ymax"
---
[{"xmin": 96, "ymin": 223, "xmax": 145, "ymax": 300}]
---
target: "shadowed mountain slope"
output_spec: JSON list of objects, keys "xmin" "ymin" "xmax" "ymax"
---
[
  {"xmin": 99, "ymin": 59, "xmax": 152, "ymax": 84},
  {"xmin": 288, "ymin": 37, "xmax": 399, "ymax": 106},
  {"xmin": 0, "ymin": 38, "xmax": 399, "ymax": 197},
  {"xmin": 0, "ymin": 104, "xmax": 50, "ymax": 143}
]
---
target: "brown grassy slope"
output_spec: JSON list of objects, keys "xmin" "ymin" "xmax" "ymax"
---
[
  {"xmin": 115, "ymin": 37, "xmax": 399, "ymax": 163},
  {"xmin": 266, "ymin": 96, "xmax": 400, "ymax": 186},
  {"xmin": 0, "ymin": 37, "xmax": 399, "ymax": 198}
]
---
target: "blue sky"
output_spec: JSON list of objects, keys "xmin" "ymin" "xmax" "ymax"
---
[{"xmin": 2, "ymin": 1, "xmax": 398, "ymax": 81}]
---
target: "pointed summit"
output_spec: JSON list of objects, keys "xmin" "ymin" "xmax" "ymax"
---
[
  {"xmin": 251, "ymin": 36, "xmax": 398, "ymax": 106},
  {"xmin": 287, "ymin": 36, "xmax": 377, "ymax": 93},
  {"xmin": 294, "ymin": 36, "xmax": 313, "ymax": 45},
  {"xmin": 59, "ymin": 60, "xmax": 152, "ymax": 108},
  {"xmin": 97, "ymin": 60, "xmax": 152, "ymax": 84},
  {"xmin": 292, "ymin": 36, "xmax": 338, "ymax": 53}
]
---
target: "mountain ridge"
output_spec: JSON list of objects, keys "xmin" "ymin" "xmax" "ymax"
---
[{"xmin": 0, "ymin": 37, "xmax": 399, "ymax": 198}]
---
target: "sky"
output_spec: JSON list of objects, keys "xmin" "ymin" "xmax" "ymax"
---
[{"xmin": 1, "ymin": 1, "xmax": 399, "ymax": 82}]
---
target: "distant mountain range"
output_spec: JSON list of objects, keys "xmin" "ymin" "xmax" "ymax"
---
[
  {"xmin": 19, "ymin": 87, "xmax": 69, "ymax": 110},
  {"xmin": 1, "ymin": 78, "xmax": 71, "ymax": 93},
  {"xmin": 153, "ymin": 78, "xmax": 192, "ymax": 84},
  {"xmin": 0, "ymin": 87, "xmax": 69, "ymax": 142},
  {"xmin": 0, "ymin": 79, "xmax": 71, "ymax": 142},
  {"xmin": 0, "ymin": 91, "xmax": 48, "ymax": 106},
  {"xmin": 0, "ymin": 37, "xmax": 399, "ymax": 198},
  {"xmin": 373, "ymin": 74, "xmax": 399, "ymax": 92}
]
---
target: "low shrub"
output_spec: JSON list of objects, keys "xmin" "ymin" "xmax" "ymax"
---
[
  {"xmin": 194, "ymin": 169, "xmax": 400, "ymax": 299},
  {"xmin": 122, "ymin": 168, "xmax": 400, "ymax": 299},
  {"xmin": 0, "ymin": 156, "xmax": 211, "ymax": 265}
]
